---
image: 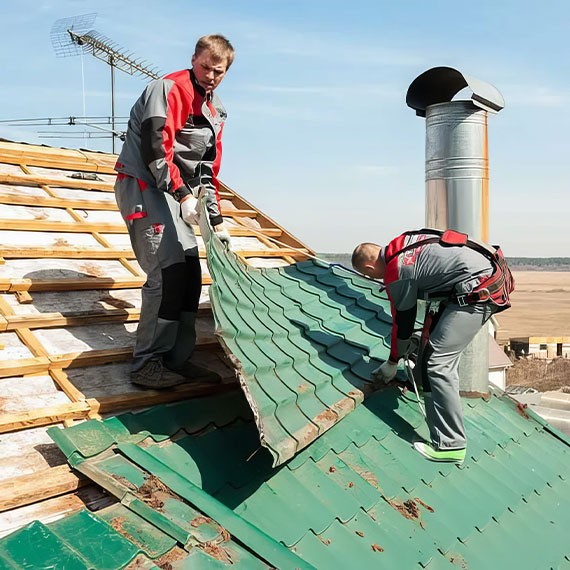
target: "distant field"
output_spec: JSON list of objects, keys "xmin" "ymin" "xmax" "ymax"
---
[
  {"xmin": 496, "ymin": 271, "xmax": 570, "ymax": 340},
  {"xmin": 320, "ymin": 255, "xmax": 570, "ymax": 340}
]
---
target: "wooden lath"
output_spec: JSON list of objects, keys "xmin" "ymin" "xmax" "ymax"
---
[
  {"xmin": 0, "ymin": 246, "xmax": 308, "ymax": 260},
  {"xmin": 0, "ymin": 192, "xmax": 259, "ymax": 218},
  {"xmin": 0, "ymin": 172, "xmax": 113, "ymax": 192},
  {"xmin": 0, "ymin": 139, "xmax": 316, "ymax": 523},
  {"xmin": 0, "ymin": 140, "xmax": 116, "ymax": 174},
  {"xmin": 0, "ymin": 218, "xmax": 284, "ymax": 237}
]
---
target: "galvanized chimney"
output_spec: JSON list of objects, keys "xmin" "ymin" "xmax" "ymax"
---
[{"xmin": 406, "ymin": 67, "xmax": 504, "ymax": 394}]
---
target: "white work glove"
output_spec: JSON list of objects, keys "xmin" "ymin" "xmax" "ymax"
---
[
  {"xmin": 372, "ymin": 360, "xmax": 399, "ymax": 384},
  {"xmin": 180, "ymin": 195, "xmax": 200, "ymax": 225},
  {"xmin": 214, "ymin": 223, "xmax": 231, "ymax": 248}
]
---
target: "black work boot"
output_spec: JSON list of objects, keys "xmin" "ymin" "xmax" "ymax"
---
[
  {"xmin": 130, "ymin": 359, "xmax": 189, "ymax": 389},
  {"xmin": 163, "ymin": 312, "xmax": 222, "ymax": 383}
]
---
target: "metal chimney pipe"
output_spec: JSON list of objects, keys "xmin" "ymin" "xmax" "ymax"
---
[
  {"xmin": 425, "ymin": 102, "xmax": 489, "ymax": 242},
  {"xmin": 406, "ymin": 67, "xmax": 504, "ymax": 394}
]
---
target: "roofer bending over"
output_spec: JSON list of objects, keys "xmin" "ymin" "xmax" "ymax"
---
[
  {"xmin": 352, "ymin": 228, "xmax": 514, "ymax": 463},
  {"xmin": 114, "ymin": 34, "xmax": 234, "ymax": 389}
]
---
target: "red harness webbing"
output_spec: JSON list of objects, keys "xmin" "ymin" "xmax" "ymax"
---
[{"xmin": 385, "ymin": 228, "xmax": 515, "ymax": 311}]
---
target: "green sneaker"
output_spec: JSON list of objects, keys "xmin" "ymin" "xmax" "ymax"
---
[{"xmin": 413, "ymin": 442, "xmax": 466, "ymax": 464}]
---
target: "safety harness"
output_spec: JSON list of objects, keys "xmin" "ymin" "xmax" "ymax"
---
[{"xmin": 384, "ymin": 228, "xmax": 515, "ymax": 312}]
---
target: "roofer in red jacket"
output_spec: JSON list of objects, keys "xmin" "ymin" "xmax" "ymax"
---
[
  {"xmin": 352, "ymin": 228, "xmax": 513, "ymax": 464},
  {"xmin": 114, "ymin": 35, "xmax": 234, "ymax": 389}
]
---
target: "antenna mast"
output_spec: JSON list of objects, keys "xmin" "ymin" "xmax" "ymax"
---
[{"xmin": 51, "ymin": 14, "xmax": 162, "ymax": 152}]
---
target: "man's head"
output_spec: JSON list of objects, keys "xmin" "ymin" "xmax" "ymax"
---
[
  {"xmin": 191, "ymin": 34, "xmax": 235, "ymax": 93},
  {"xmin": 352, "ymin": 242, "xmax": 385, "ymax": 279}
]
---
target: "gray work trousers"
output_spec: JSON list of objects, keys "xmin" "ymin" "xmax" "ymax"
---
[
  {"xmin": 418, "ymin": 302, "xmax": 496, "ymax": 450},
  {"xmin": 114, "ymin": 175, "xmax": 201, "ymax": 371}
]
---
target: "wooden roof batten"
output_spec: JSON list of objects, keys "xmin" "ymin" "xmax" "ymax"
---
[{"xmin": 0, "ymin": 139, "xmax": 314, "ymax": 531}]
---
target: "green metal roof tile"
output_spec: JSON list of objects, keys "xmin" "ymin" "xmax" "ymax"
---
[
  {"xmin": 0, "ymin": 521, "xmax": 89, "ymax": 569},
  {"xmin": 450, "ymin": 463, "xmax": 510, "ymax": 523},
  {"xmin": 294, "ymin": 511, "xmax": 422, "ymax": 570},
  {"xmin": 416, "ymin": 470, "xmax": 492, "ymax": 541},
  {"xmin": 376, "ymin": 434, "xmax": 446, "ymax": 489},
  {"xmin": 0, "ymin": 557, "xmax": 16, "ymax": 570},
  {"xmin": 207, "ymin": 236, "xmax": 420, "ymax": 465},
  {"xmin": 527, "ymin": 475, "xmax": 570, "ymax": 526},
  {"xmin": 335, "ymin": 441, "xmax": 399, "ymax": 498},
  {"xmin": 232, "ymin": 482, "xmax": 308, "ymax": 547},
  {"xmin": 32, "ymin": 381, "xmax": 570, "ymax": 569},
  {"xmin": 499, "ymin": 443, "xmax": 551, "ymax": 492},
  {"xmin": 314, "ymin": 453, "xmax": 381, "ymax": 511},
  {"xmin": 465, "ymin": 449, "xmax": 524, "ymax": 503},
  {"xmin": 48, "ymin": 418, "xmax": 119, "ymax": 460},
  {"xmin": 97, "ymin": 504, "xmax": 177, "ymax": 559},
  {"xmin": 0, "ymin": 505, "xmax": 270, "ymax": 570},
  {"xmin": 364, "ymin": 386, "xmax": 428, "ymax": 434},
  {"xmin": 50, "ymin": 510, "xmax": 141, "ymax": 569},
  {"xmin": 476, "ymin": 395, "xmax": 535, "ymax": 439},
  {"xmin": 284, "ymin": 458, "xmax": 365, "ymax": 524},
  {"xmin": 516, "ymin": 429, "xmax": 570, "ymax": 479},
  {"xmin": 462, "ymin": 415, "xmax": 499, "ymax": 461},
  {"xmin": 454, "ymin": 503, "xmax": 566, "ymax": 570},
  {"xmin": 343, "ymin": 508, "xmax": 434, "ymax": 568},
  {"xmin": 115, "ymin": 442, "xmax": 314, "ymax": 569},
  {"xmin": 293, "ymin": 517, "xmax": 381, "ymax": 570},
  {"xmin": 114, "ymin": 392, "xmax": 254, "ymax": 438},
  {"xmin": 259, "ymin": 470, "xmax": 345, "ymax": 542},
  {"xmin": 179, "ymin": 545, "xmax": 269, "ymax": 569},
  {"xmin": 466, "ymin": 409, "xmax": 514, "ymax": 449},
  {"xmin": 47, "ymin": 392, "xmax": 253, "ymax": 467}
]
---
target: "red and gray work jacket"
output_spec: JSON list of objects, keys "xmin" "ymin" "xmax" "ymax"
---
[
  {"xmin": 115, "ymin": 68, "xmax": 225, "ymax": 226},
  {"xmin": 383, "ymin": 228, "xmax": 514, "ymax": 362}
]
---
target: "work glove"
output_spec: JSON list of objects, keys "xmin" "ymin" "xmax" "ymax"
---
[
  {"xmin": 180, "ymin": 195, "xmax": 200, "ymax": 225},
  {"xmin": 372, "ymin": 360, "xmax": 399, "ymax": 384},
  {"xmin": 214, "ymin": 223, "xmax": 231, "ymax": 249}
]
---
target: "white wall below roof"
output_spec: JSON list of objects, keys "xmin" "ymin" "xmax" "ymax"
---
[{"xmin": 489, "ymin": 369, "xmax": 506, "ymax": 391}]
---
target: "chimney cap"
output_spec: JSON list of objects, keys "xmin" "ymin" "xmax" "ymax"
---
[{"xmin": 406, "ymin": 66, "xmax": 505, "ymax": 117}]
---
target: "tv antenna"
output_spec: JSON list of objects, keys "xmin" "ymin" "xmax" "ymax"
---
[{"xmin": 51, "ymin": 13, "xmax": 162, "ymax": 152}]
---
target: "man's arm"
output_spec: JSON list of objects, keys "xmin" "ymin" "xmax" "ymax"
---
[
  {"xmin": 139, "ymin": 79, "xmax": 191, "ymax": 201},
  {"xmin": 386, "ymin": 279, "xmax": 418, "ymax": 362}
]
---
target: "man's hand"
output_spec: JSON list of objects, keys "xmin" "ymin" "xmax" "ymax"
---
[
  {"xmin": 372, "ymin": 360, "xmax": 398, "ymax": 384},
  {"xmin": 180, "ymin": 195, "xmax": 199, "ymax": 225},
  {"xmin": 213, "ymin": 223, "xmax": 231, "ymax": 248}
]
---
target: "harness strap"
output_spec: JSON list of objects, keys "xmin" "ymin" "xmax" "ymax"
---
[{"xmin": 386, "ymin": 228, "xmax": 514, "ymax": 310}]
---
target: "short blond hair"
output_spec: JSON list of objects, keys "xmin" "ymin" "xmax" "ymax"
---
[
  {"xmin": 351, "ymin": 242, "xmax": 381, "ymax": 271},
  {"xmin": 195, "ymin": 34, "xmax": 235, "ymax": 69}
]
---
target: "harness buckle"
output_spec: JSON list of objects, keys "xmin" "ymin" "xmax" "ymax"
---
[{"xmin": 456, "ymin": 294, "xmax": 468, "ymax": 307}]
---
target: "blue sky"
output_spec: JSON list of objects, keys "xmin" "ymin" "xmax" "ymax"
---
[{"xmin": 1, "ymin": 0, "xmax": 569, "ymax": 256}]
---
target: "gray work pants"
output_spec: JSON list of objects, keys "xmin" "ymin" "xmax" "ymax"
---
[
  {"xmin": 419, "ymin": 302, "xmax": 496, "ymax": 450},
  {"xmin": 114, "ymin": 175, "xmax": 201, "ymax": 371}
]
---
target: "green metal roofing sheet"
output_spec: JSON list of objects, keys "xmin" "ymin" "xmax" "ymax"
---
[
  {"xmin": 0, "ymin": 503, "xmax": 270, "ymax": 569},
  {"xmin": 206, "ymin": 235, "xmax": 423, "ymax": 466},
  {"xmin": 37, "ymin": 387, "xmax": 570, "ymax": 569}
]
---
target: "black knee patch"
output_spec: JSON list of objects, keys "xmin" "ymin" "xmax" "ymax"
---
[
  {"xmin": 158, "ymin": 263, "xmax": 187, "ymax": 320},
  {"xmin": 182, "ymin": 256, "xmax": 202, "ymax": 312},
  {"xmin": 158, "ymin": 258, "xmax": 202, "ymax": 320}
]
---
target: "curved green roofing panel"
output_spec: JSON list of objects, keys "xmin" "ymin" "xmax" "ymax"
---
[{"xmin": 207, "ymin": 236, "xmax": 402, "ymax": 465}]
